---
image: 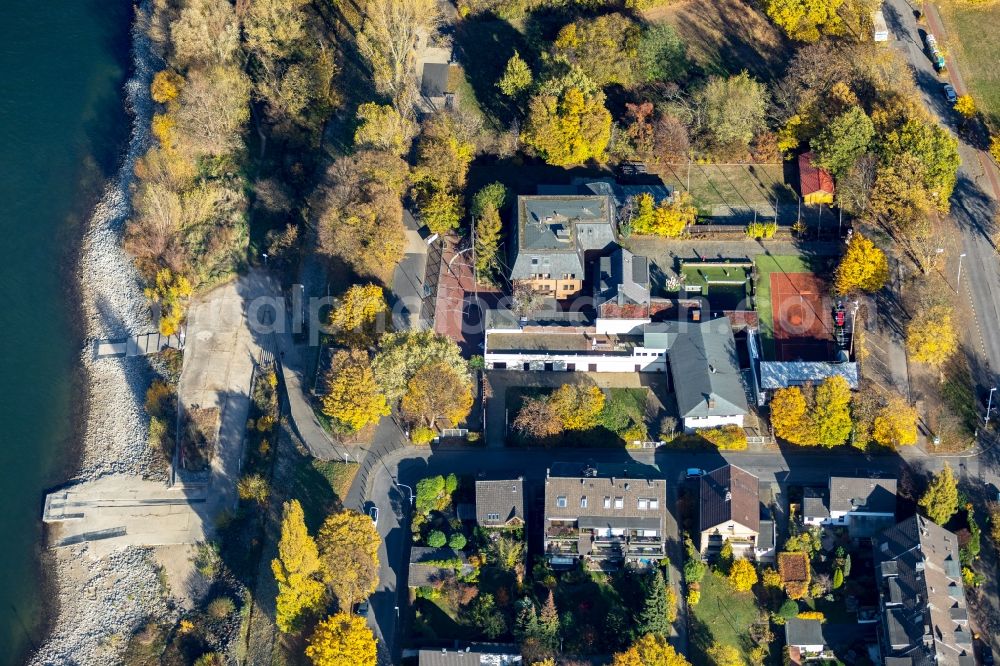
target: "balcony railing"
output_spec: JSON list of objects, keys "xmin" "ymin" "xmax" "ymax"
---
[{"xmin": 546, "ymin": 526, "xmax": 580, "ymax": 539}]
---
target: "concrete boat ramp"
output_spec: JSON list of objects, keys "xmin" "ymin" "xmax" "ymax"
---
[
  {"xmin": 93, "ymin": 331, "xmax": 184, "ymax": 359},
  {"xmin": 43, "ymin": 475, "xmax": 210, "ymax": 555},
  {"xmin": 45, "ymin": 272, "xmax": 277, "ymax": 556}
]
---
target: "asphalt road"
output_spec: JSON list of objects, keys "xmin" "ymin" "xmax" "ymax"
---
[
  {"xmin": 883, "ymin": 0, "xmax": 1000, "ymax": 382},
  {"xmin": 882, "ymin": 0, "xmax": 1000, "ymax": 652}
]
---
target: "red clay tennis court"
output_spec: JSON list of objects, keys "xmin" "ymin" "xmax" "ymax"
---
[{"xmin": 769, "ymin": 272, "xmax": 833, "ymax": 361}]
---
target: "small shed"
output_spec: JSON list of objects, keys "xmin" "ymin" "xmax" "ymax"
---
[{"xmin": 798, "ymin": 152, "xmax": 835, "ymax": 205}]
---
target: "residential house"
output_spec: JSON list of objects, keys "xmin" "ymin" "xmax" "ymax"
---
[
  {"xmin": 655, "ymin": 317, "xmax": 749, "ymax": 431},
  {"xmin": 785, "ymin": 618, "xmax": 830, "ymax": 659},
  {"xmin": 802, "ymin": 487, "xmax": 830, "ymax": 526},
  {"xmin": 698, "ymin": 464, "xmax": 760, "ymax": 559},
  {"xmin": 475, "ymin": 478, "xmax": 525, "ymax": 529},
  {"xmin": 418, "ymin": 645, "xmax": 523, "ymax": 666},
  {"xmin": 543, "ymin": 468, "xmax": 667, "ymax": 569},
  {"xmin": 828, "ymin": 476, "xmax": 897, "ymax": 537},
  {"xmin": 509, "ymin": 194, "xmax": 616, "ymax": 298},
  {"xmin": 408, "ymin": 547, "xmax": 474, "ymax": 588},
  {"xmin": 756, "ymin": 518, "xmax": 777, "ymax": 562},
  {"xmin": 593, "ymin": 247, "xmax": 652, "ymax": 325},
  {"xmin": 799, "ymin": 151, "xmax": 834, "ymax": 205},
  {"xmin": 874, "ymin": 515, "xmax": 973, "ymax": 665},
  {"xmin": 415, "ymin": 31, "xmax": 455, "ymax": 114}
]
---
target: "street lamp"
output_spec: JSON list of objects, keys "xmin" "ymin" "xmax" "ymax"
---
[
  {"xmin": 262, "ymin": 252, "xmax": 269, "ymax": 267},
  {"xmin": 395, "ymin": 481, "xmax": 415, "ymax": 507},
  {"xmin": 957, "ymin": 253, "xmax": 967, "ymax": 291},
  {"xmin": 986, "ymin": 387, "xmax": 997, "ymax": 428}
]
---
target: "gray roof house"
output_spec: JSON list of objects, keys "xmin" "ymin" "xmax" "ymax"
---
[
  {"xmin": 646, "ymin": 318, "xmax": 749, "ymax": 431},
  {"xmin": 418, "ymin": 645, "xmax": 522, "ymax": 666},
  {"xmin": 874, "ymin": 515, "xmax": 972, "ymax": 665},
  {"xmin": 475, "ymin": 478, "xmax": 525, "ymax": 529},
  {"xmin": 509, "ymin": 194, "xmax": 616, "ymax": 283},
  {"xmin": 594, "ymin": 247, "xmax": 651, "ymax": 317},
  {"xmin": 699, "ymin": 464, "xmax": 761, "ymax": 558},
  {"xmin": 828, "ymin": 476, "xmax": 896, "ymax": 536},
  {"xmin": 785, "ymin": 618, "xmax": 829, "ymax": 655},
  {"xmin": 543, "ymin": 468, "xmax": 667, "ymax": 569}
]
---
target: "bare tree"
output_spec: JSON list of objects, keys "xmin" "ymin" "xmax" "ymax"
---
[{"xmin": 356, "ymin": 0, "xmax": 439, "ymax": 111}]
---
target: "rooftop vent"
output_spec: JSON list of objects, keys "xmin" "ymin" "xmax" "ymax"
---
[
  {"xmin": 725, "ymin": 489, "xmax": 732, "ymax": 502},
  {"xmin": 553, "ymin": 224, "xmax": 570, "ymax": 241}
]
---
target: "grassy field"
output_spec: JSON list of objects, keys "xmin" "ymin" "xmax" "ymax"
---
[
  {"xmin": 753, "ymin": 254, "xmax": 813, "ymax": 358},
  {"xmin": 657, "ymin": 163, "xmax": 796, "ymax": 218},
  {"xmin": 651, "ymin": 0, "xmax": 792, "ymax": 81},
  {"xmin": 939, "ymin": 1, "xmax": 1000, "ymax": 127},
  {"xmin": 689, "ymin": 571, "xmax": 763, "ymax": 665}
]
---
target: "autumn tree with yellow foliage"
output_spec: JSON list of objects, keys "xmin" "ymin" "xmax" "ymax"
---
[
  {"xmin": 322, "ymin": 350, "xmax": 390, "ymax": 433},
  {"xmin": 729, "ymin": 558, "xmax": 759, "ymax": 592},
  {"xmin": 354, "ymin": 103, "xmax": 416, "ymax": 156},
  {"xmin": 770, "ymin": 377, "xmax": 852, "ymax": 447},
  {"xmin": 328, "ymin": 284, "xmax": 387, "ymax": 344},
  {"xmin": 305, "ymin": 612, "xmax": 377, "ymax": 666},
  {"xmin": 954, "ymin": 95, "xmax": 976, "ymax": 120},
  {"xmin": 906, "ymin": 302, "xmax": 958, "ymax": 367},
  {"xmin": 764, "ymin": 0, "xmax": 845, "ymax": 41},
  {"xmin": 770, "ymin": 385, "xmax": 811, "ymax": 445},
  {"xmin": 873, "ymin": 394, "xmax": 918, "ymax": 447},
  {"xmin": 272, "ymin": 500, "xmax": 325, "ymax": 633},
  {"xmin": 145, "ymin": 268, "xmax": 193, "ymax": 336},
  {"xmin": 707, "ymin": 643, "xmax": 745, "ymax": 666},
  {"xmin": 400, "ymin": 361, "xmax": 474, "ymax": 428},
  {"xmin": 317, "ymin": 509, "xmax": 381, "ymax": 608},
  {"xmin": 521, "ymin": 76, "xmax": 612, "ymax": 166},
  {"xmin": 550, "ymin": 383, "xmax": 606, "ymax": 430},
  {"xmin": 631, "ymin": 192, "xmax": 697, "ymax": 237},
  {"xmin": 612, "ymin": 634, "xmax": 692, "ymax": 666},
  {"xmin": 835, "ymin": 233, "xmax": 888, "ymax": 295}
]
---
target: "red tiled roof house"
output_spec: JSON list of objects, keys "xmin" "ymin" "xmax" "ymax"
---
[{"xmin": 798, "ymin": 152, "xmax": 834, "ymax": 205}]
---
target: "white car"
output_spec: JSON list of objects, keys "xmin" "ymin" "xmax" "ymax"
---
[{"xmin": 368, "ymin": 506, "xmax": 379, "ymax": 527}]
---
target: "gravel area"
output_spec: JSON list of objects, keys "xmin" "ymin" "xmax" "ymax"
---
[{"xmin": 31, "ymin": 7, "xmax": 182, "ymax": 664}]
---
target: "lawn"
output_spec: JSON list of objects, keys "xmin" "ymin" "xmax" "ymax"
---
[
  {"xmin": 656, "ymin": 163, "xmax": 796, "ymax": 219},
  {"xmin": 651, "ymin": 0, "xmax": 792, "ymax": 81},
  {"xmin": 939, "ymin": 0, "xmax": 1000, "ymax": 127},
  {"xmin": 680, "ymin": 262, "xmax": 752, "ymax": 310},
  {"xmin": 286, "ymin": 456, "xmax": 357, "ymax": 532},
  {"xmin": 689, "ymin": 571, "xmax": 764, "ymax": 665},
  {"xmin": 752, "ymin": 254, "xmax": 813, "ymax": 359}
]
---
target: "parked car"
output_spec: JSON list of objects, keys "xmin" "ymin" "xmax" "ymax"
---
[
  {"xmin": 354, "ymin": 600, "xmax": 370, "ymax": 617},
  {"xmin": 686, "ymin": 468, "xmax": 706, "ymax": 478},
  {"xmin": 943, "ymin": 83, "xmax": 958, "ymax": 104},
  {"xmin": 368, "ymin": 505, "xmax": 379, "ymax": 527}
]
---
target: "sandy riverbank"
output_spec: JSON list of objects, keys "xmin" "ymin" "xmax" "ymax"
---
[{"xmin": 29, "ymin": 5, "xmax": 182, "ymax": 663}]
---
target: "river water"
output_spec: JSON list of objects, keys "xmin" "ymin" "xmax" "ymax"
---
[{"xmin": 0, "ymin": 2, "xmax": 132, "ymax": 662}]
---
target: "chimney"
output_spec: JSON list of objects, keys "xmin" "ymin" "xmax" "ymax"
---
[{"xmin": 708, "ymin": 397, "xmax": 716, "ymax": 409}]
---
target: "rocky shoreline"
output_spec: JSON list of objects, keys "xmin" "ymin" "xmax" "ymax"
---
[{"xmin": 29, "ymin": 6, "xmax": 180, "ymax": 664}]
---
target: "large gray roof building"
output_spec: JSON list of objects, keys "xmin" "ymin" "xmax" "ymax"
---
[
  {"xmin": 874, "ymin": 515, "xmax": 972, "ymax": 665},
  {"xmin": 645, "ymin": 318, "xmax": 749, "ymax": 429},
  {"xmin": 509, "ymin": 194, "xmax": 615, "ymax": 283},
  {"xmin": 543, "ymin": 467, "xmax": 667, "ymax": 569}
]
